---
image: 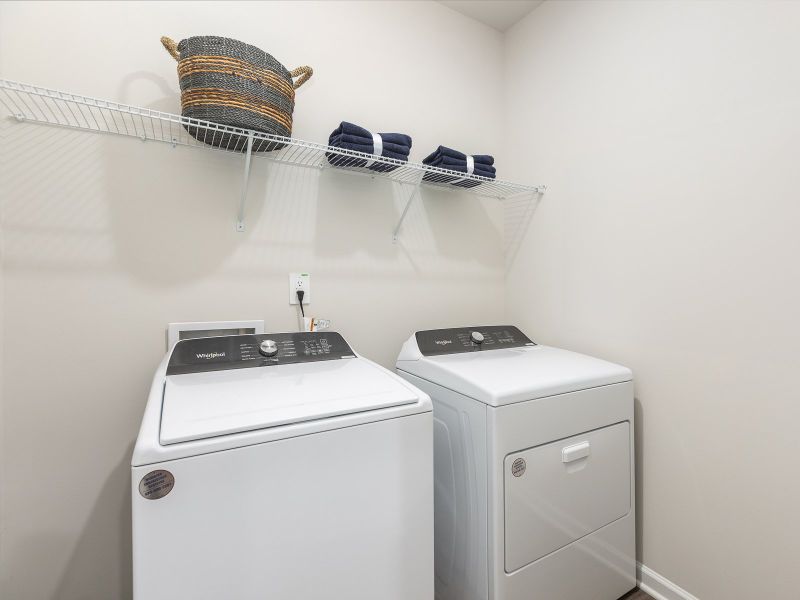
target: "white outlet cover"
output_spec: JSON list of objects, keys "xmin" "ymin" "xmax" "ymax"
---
[{"xmin": 288, "ymin": 272, "xmax": 311, "ymax": 305}]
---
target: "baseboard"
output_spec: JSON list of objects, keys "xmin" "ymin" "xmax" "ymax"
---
[{"xmin": 637, "ymin": 563, "xmax": 699, "ymax": 600}]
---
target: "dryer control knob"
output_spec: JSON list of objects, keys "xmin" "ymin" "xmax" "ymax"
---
[
  {"xmin": 470, "ymin": 331, "xmax": 485, "ymax": 345},
  {"xmin": 259, "ymin": 339, "xmax": 278, "ymax": 357}
]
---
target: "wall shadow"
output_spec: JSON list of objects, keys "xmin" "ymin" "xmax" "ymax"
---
[
  {"xmin": 53, "ymin": 444, "xmax": 134, "ymax": 600},
  {"xmin": 634, "ymin": 396, "xmax": 644, "ymax": 563}
]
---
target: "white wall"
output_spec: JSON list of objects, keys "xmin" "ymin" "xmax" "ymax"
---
[
  {"xmin": 0, "ymin": 2, "xmax": 506, "ymax": 598},
  {"xmin": 505, "ymin": 2, "xmax": 800, "ymax": 599},
  {"xmin": 7, "ymin": 2, "xmax": 796, "ymax": 599}
]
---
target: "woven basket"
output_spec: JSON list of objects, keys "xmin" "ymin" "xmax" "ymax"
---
[{"xmin": 162, "ymin": 36, "xmax": 312, "ymax": 152}]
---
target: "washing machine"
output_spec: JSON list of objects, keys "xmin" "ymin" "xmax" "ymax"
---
[
  {"xmin": 132, "ymin": 331, "xmax": 433, "ymax": 600},
  {"xmin": 396, "ymin": 325, "xmax": 635, "ymax": 600}
]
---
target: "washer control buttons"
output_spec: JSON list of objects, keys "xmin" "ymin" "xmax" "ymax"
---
[
  {"xmin": 470, "ymin": 331, "xmax": 485, "ymax": 345},
  {"xmin": 259, "ymin": 339, "xmax": 278, "ymax": 357}
]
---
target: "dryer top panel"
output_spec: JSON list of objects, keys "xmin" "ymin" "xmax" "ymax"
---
[
  {"xmin": 414, "ymin": 325, "xmax": 535, "ymax": 356},
  {"xmin": 397, "ymin": 328, "xmax": 632, "ymax": 406}
]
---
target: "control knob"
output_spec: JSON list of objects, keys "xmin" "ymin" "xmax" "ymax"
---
[
  {"xmin": 259, "ymin": 339, "xmax": 278, "ymax": 357},
  {"xmin": 470, "ymin": 331, "xmax": 485, "ymax": 345}
]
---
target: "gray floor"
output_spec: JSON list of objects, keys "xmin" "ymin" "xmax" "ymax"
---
[{"xmin": 620, "ymin": 590, "xmax": 654, "ymax": 600}]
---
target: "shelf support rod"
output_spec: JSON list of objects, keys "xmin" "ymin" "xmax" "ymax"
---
[
  {"xmin": 392, "ymin": 183, "xmax": 421, "ymax": 243},
  {"xmin": 236, "ymin": 133, "xmax": 255, "ymax": 232}
]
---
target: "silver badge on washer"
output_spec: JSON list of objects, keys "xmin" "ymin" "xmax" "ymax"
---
[
  {"xmin": 511, "ymin": 458, "xmax": 526, "ymax": 477},
  {"xmin": 139, "ymin": 469, "xmax": 175, "ymax": 500}
]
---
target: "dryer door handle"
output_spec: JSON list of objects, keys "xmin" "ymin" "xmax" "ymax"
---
[{"xmin": 562, "ymin": 441, "xmax": 591, "ymax": 463}]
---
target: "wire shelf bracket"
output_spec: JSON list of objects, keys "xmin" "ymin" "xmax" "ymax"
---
[
  {"xmin": 392, "ymin": 182, "xmax": 421, "ymax": 243},
  {"xmin": 237, "ymin": 133, "xmax": 255, "ymax": 232},
  {"xmin": 0, "ymin": 79, "xmax": 546, "ymax": 241}
]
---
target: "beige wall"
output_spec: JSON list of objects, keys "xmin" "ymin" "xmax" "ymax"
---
[
  {"xmin": 6, "ymin": 1, "xmax": 798, "ymax": 599},
  {"xmin": 0, "ymin": 2, "xmax": 507, "ymax": 598},
  {"xmin": 505, "ymin": 2, "xmax": 800, "ymax": 598}
]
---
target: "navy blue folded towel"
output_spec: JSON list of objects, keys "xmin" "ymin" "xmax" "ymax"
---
[
  {"xmin": 327, "ymin": 121, "xmax": 412, "ymax": 172},
  {"xmin": 331, "ymin": 122, "xmax": 412, "ymax": 148},
  {"xmin": 436, "ymin": 154, "xmax": 495, "ymax": 174},
  {"xmin": 424, "ymin": 146, "xmax": 494, "ymax": 166},
  {"xmin": 423, "ymin": 161, "xmax": 495, "ymax": 179},
  {"xmin": 422, "ymin": 145, "xmax": 496, "ymax": 187},
  {"xmin": 329, "ymin": 135, "xmax": 410, "ymax": 157}
]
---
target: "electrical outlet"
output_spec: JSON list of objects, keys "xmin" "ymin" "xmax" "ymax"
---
[
  {"xmin": 302, "ymin": 317, "xmax": 331, "ymax": 332},
  {"xmin": 288, "ymin": 272, "xmax": 311, "ymax": 305}
]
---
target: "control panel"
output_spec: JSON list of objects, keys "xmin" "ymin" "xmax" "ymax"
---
[
  {"xmin": 415, "ymin": 325, "xmax": 535, "ymax": 357},
  {"xmin": 167, "ymin": 332, "xmax": 355, "ymax": 375}
]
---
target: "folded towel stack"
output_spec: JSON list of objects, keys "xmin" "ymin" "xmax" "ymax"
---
[
  {"xmin": 422, "ymin": 146, "xmax": 496, "ymax": 188},
  {"xmin": 327, "ymin": 122, "xmax": 412, "ymax": 173}
]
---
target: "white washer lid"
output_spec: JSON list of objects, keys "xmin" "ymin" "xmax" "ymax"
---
[
  {"xmin": 397, "ymin": 345, "xmax": 632, "ymax": 406},
  {"xmin": 160, "ymin": 357, "xmax": 420, "ymax": 445}
]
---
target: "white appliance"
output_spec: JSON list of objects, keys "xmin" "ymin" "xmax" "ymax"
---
[
  {"xmin": 132, "ymin": 331, "xmax": 433, "ymax": 600},
  {"xmin": 396, "ymin": 326, "xmax": 635, "ymax": 600}
]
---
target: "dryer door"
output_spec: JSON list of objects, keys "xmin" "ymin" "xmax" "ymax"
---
[{"xmin": 503, "ymin": 421, "xmax": 631, "ymax": 572}]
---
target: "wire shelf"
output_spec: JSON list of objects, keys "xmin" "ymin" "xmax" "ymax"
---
[{"xmin": 0, "ymin": 79, "xmax": 545, "ymax": 240}]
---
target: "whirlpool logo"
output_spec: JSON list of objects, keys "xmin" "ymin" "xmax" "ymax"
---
[
  {"xmin": 434, "ymin": 340, "xmax": 452, "ymax": 346},
  {"xmin": 196, "ymin": 352, "xmax": 225, "ymax": 360}
]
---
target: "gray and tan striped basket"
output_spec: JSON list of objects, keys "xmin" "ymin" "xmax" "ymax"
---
[{"xmin": 161, "ymin": 35, "xmax": 312, "ymax": 151}]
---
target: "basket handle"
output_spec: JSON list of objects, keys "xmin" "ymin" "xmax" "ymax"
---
[
  {"xmin": 161, "ymin": 36, "xmax": 180, "ymax": 61},
  {"xmin": 290, "ymin": 66, "xmax": 313, "ymax": 89}
]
